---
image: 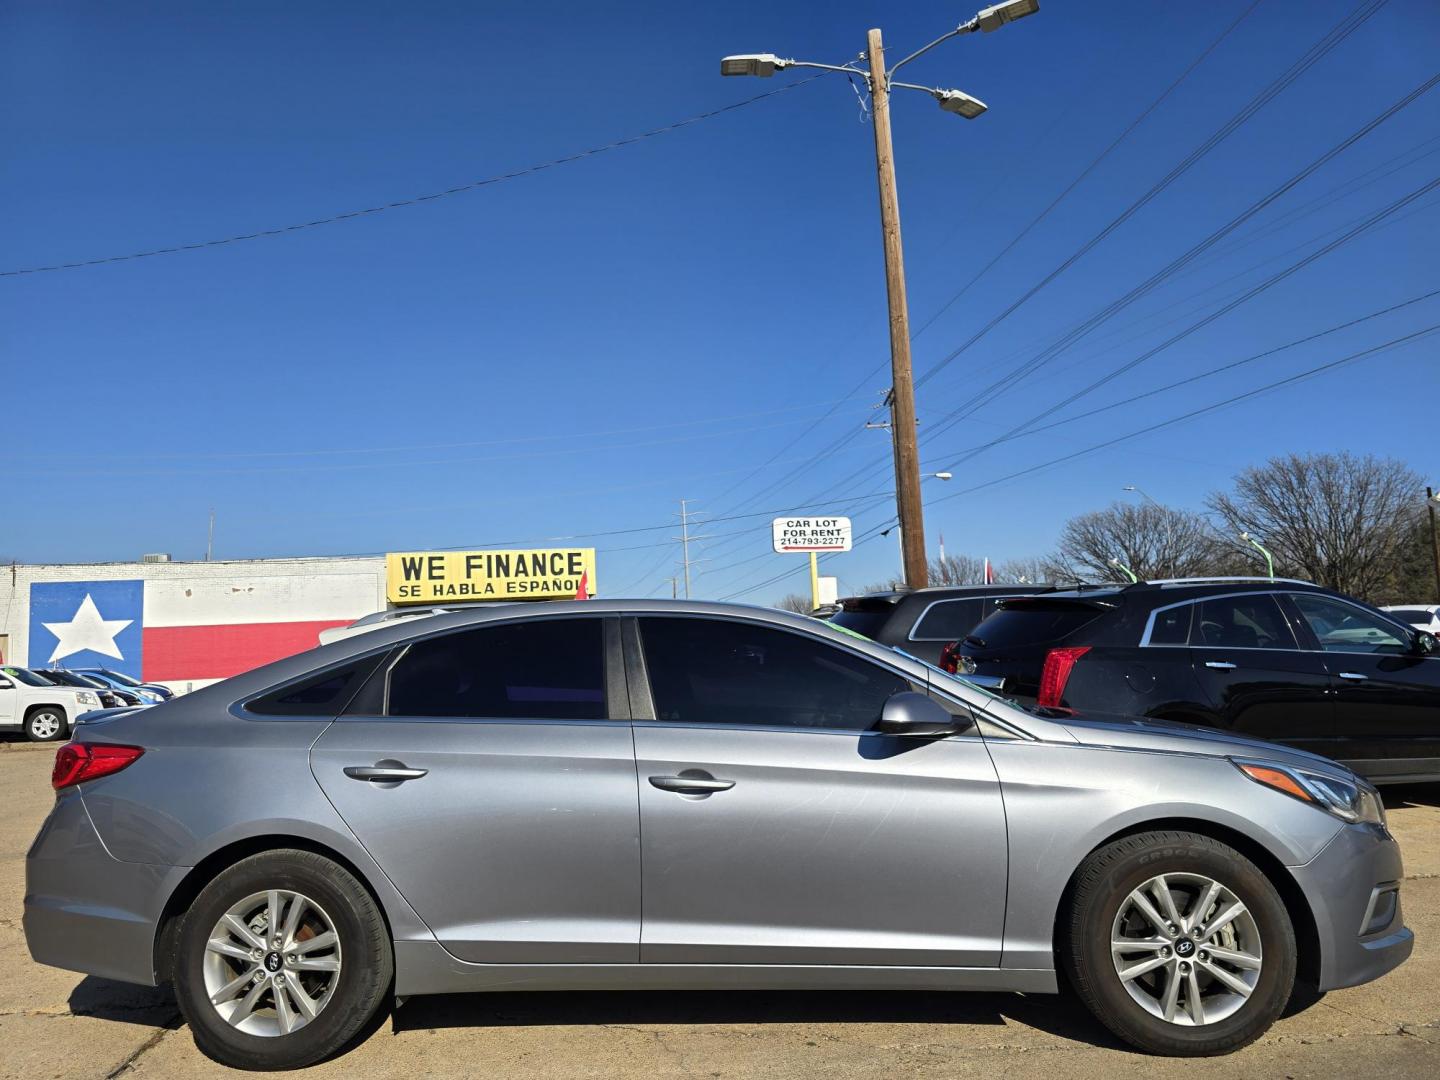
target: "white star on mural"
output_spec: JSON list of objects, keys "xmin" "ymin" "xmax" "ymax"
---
[{"xmin": 42, "ymin": 594, "xmax": 133, "ymax": 664}]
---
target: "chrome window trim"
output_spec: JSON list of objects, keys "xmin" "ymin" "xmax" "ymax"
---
[
  {"xmin": 907, "ymin": 595, "xmax": 1029, "ymax": 642},
  {"xmin": 1139, "ymin": 590, "xmax": 1298, "ymax": 650},
  {"xmin": 629, "ymin": 718, "xmax": 989, "ymax": 742}
]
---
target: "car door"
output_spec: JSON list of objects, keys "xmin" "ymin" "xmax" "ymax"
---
[
  {"xmin": 1285, "ymin": 592, "xmax": 1440, "ymax": 774},
  {"xmin": 309, "ymin": 615, "xmax": 642, "ymax": 964},
  {"xmin": 629, "ymin": 614, "xmax": 1008, "ymax": 967},
  {"xmin": 1180, "ymin": 592, "xmax": 1336, "ymax": 748},
  {"xmin": 0, "ymin": 671, "xmax": 15, "ymax": 726}
]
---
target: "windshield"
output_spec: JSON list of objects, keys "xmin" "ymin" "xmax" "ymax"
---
[
  {"xmin": 97, "ymin": 669, "xmax": 144, "ymax": 687},
  {"xmin": 1, "ymin": 665, "xmax": 54, "ymax": 687}
]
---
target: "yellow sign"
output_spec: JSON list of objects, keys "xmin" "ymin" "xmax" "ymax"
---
[{"xmin": 386, "ymin": 548, "xmax": 597, "ymax": 604}]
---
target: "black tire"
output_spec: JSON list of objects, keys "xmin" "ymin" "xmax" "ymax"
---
[
  {"xmin": 1062, "ymin": 830, "xmax": 1295, "ymax": 1056},
  {"xmin": 24, "ymin": 706, "xmax": 69, "ymax": 742},
  {"xmin": 174, "ymin": 849, "xmax": 393, "ymax": 1071}
]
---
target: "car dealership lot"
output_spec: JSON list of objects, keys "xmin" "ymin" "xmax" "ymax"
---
[{"xmin": 3, "ymin": 739, "xmax": 1438, "ymax": 1079}]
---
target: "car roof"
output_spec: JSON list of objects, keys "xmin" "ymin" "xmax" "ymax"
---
[{"xmin": 837, "ymin": 583, "xmax": 1055, "ymax": 605}]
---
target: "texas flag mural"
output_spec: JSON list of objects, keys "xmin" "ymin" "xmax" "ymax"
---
[{"xmin": 28, "ymin": 578, "xmax": 357, "ymax": 685}]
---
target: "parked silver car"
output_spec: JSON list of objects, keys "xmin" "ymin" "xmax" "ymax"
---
[{"xmin": 24, "ymin": 600, "xmax": 1411, "ymax": 1070}]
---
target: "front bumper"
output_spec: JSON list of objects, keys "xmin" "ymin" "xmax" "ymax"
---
[
  {"xmin": 1291, "ymin": 821, "xmax": 1413, "ymax": 991},
  {"xmin": 23, "ymin": 790, "xmax": 186, "ymax": 987}
]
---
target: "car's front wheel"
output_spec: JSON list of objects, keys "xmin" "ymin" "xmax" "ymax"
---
[
  {"xmin": 1063, "ymin": 830, "xmax": 1295, "ymax": 1056},
  {"xmin": 174, "ymin": 849, "xmax": 393, "ymax": 1070},
  {"xmin": 24, "ymin": 707, "xmax": 68, "ymax": 742}
]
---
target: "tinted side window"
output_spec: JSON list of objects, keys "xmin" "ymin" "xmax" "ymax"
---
[
  {"xmin": 248, "ymin": 653, "xmax": 388, "ymax": 716},
  {"xmin": 1192, "ymin": 595, "xmax": 1296, "ymax": 650},
  {"xmin": 387, "ymin": 619, "xmax": 606, "ymax": 720},
  {"xmin": 639, "ymin": 617, "xmax": 909, "ymax": 732},
  {"xmin": 969, "ymin": 604, "xmax": 1104, "ymax": 647},
  {"xmin": 1291, "ymin": 595, "xmax": 1410, "ymax": 655},
  {"xmin": 1146, "ymin": 603, "xmax": 1193, "ymax": 645},
  {"xmin": 911, "ymin": 599, "xmax": 987, "ymax": 640}
]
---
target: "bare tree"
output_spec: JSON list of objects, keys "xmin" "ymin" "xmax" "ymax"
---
[
  {"xmin": 927, "ymin": 553, "xmax": 987, "ymax": 585},
  {"xmin": 995, "ymin": 556, "xmax": 1054, "ymax": 585},
  {"xmin": 1050, "ymin": 501, "xmax": 1224, "ymax": 582},
  {"xmin": 1208, "ymin": 452, "xmax": 1423, "ymax": 601},
  {"xmin": 775, "ymin": 593, "xmax": 814, "ymax": 614}
]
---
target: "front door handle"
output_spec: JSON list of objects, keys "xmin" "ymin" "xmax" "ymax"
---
[
  {"xmin": 344, "ymin": 765, "xmax": 428, "ymax": 782},
  {"xmin": 1204, "ymin": 661, "xmax": 1237, "ymax": 670},
  {"xmin": 649, "ymin": 775, "xmax": 735, "ymax": 794},
  {"xmin": 1337, "ymin": 671, "xmax": 1369, "ymax": 681}
]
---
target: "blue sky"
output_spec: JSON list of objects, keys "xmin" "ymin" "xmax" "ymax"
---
[{"xmin": 4, "ymin": 0, "xmax": 1438, "ymax": 603}]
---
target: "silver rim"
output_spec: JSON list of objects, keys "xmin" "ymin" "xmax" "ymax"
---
[
  {"xmin": 30, "ymin": 712, "xmax": 62, "ymax": 739},
  {"xmin": 202, "ymin": 889, "xmax": 342, "ymax": 1037},
  {"xmin": 1110, "ymin": 872, "xmax": 1262, "ymax": 1027}
]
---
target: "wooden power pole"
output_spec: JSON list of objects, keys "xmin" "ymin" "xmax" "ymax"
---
[{"xmin": 866, "ymin": 27, "xmax": 928, "ymax": 589}]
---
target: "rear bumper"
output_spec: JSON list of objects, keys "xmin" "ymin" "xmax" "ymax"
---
[
  {"xmin": 23, "ymin": 791, "xmax": 185, "ymax": 987},
  {"xmin": 1292, "ymin": 822, "xmax": 1413, "ymax": 991}
]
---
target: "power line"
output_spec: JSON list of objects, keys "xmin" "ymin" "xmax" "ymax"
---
[
  {"xmin": 0, "ymin": 76, "xmax": 826, "ymax": 279},
  {"xmin": 912, "ymin": 0, "xmax": 1390, "ymax": 389}
]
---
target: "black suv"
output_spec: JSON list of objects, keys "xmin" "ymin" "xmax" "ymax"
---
[
  {"xmin": 824, "ymin": 584, "xmax": 1052, "ymax": 665},
  {"xmin": 951, "ymin": 578, "xmax": 1440, "ymax": 784}
]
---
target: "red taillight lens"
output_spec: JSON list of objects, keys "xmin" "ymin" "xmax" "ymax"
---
[
  {"xmin": 52, "ymin": 743, "xmax": 145, "ymax": 790},
  {"xmin": 938, "ymin": 641, "xmax": 961, "ymax": 674},
  {"xmin": 1037, "ymin": 646, "xmax": 1091, "ymax": 707}
]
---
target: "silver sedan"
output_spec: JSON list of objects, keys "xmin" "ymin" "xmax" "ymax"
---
[{"xmin": 24, "ymin": 600, "xmax": 1411, "ymax": 1070}]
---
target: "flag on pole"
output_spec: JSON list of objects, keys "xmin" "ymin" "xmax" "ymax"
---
[{"xmin": 984, "ymin": 558, "xmax": 994, "ymax": 584}]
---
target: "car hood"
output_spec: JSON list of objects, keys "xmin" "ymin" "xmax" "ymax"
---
[{"xmin": 1056, "ymin": 709, "xmax": 1354, "ymax": 777}]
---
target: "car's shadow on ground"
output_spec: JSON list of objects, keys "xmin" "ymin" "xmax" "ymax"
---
[
  {"xmin": 392, "ymin": 987, "xmax": 1130, "ymax": 1049},
  {"xmin": 68, "ymin": 976, "xmax": 181, "ymax": 1028},
  {"xmin": 1382, "ymin": 784, "xmax": 1440, "ymax": 809}
]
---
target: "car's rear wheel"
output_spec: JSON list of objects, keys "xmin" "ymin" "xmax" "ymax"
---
[
  {"xmin": 174, "ymin": 850, "xmax": 392, "ymax": 1070},
  {"xmin": 24, "ymin": 707, "xmax": 68, "ymax": 742},
  {"xmin": 1063, "ymin": 830, "xmax": 1295, "ymax": 1056}
]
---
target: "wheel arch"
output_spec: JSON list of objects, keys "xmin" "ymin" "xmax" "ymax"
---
[
  {"xmin": 1053, "ymin": 816, "xmax": 1322, "ymax": 988},
  {"xmin": 152, "ymin": 834, "xmax": 397, "ymax": 985}
]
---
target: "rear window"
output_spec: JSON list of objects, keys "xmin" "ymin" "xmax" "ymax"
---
[
  {"xmin": 966, "ymin": 604, "xmax": 1105, "ymax": 648},
  {"xmin": 248, "ymin": 653, "xmax": 389, "ymax": 716},
  {"xmin": 828, "ymin": 609, "xmax": 893, "ymax": 641},
  {"xmin": 911, "ymin": 598, "xmax": 989, "ymax": 640}
]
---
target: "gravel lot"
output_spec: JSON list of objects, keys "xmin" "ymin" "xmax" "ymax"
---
[{"xmin": 3, "ymin": 737, "xmax": 1437, "ymax": 1079}]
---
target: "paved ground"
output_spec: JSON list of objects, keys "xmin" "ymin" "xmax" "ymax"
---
[{"xmin": 2, "ymin": 736, "xmax": 1437, "ymax": 1079}]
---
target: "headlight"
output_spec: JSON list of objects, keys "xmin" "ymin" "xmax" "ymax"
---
[
  {"xmin": 76, "ymin": 691, "xmax": 99, "ymax": 706},
  {"xmin": 1234, "ymin": 759, "xmax": 1386, "ymax": 827}
]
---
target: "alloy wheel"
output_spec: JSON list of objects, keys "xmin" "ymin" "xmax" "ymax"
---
[
  {"xmin": 202, "ymin": 889, "xmax": 343, "ymax": 1037},
  {"xmin": 1110, "ymin": 872, "xmax": 1262, "ymax": 1027},
  {"xmin": 29, "ymin": 711, "xmax": 63, "ymax": 739}
]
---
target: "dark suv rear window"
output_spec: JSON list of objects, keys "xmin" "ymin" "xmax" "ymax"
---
[
  {"xmin": 967, "ymin": 604, "xmax": 1105, "ymax": 648},
  {"xmin": 828, "ymin": 606, "xmax": 895, "ymax": 641}
]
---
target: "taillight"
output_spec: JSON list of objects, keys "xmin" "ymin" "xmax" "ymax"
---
[
  {"xmin": 1037, "ymin": 646, "xmax": 1090, "ymax": 707},
  {"xmin": 52, "ymin": 743, "xmax": 145, "ymax": 790},
  {"xmin": 938, "ymin": 641, "xmax": 961, "ymax": 674}
]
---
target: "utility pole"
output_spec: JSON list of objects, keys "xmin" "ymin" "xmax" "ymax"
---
[
  {"xmin": 677, "ymin": 499, "xmax": 701, "ymax": 599},
  {"xmin": 206, "ymin": 508, "xmax": 215, "ymax": 561},
  {"xmin": 1427, "ymin": 486, "xmax": 1440, "ymax": 603},
  {"xmin": 867, "ymin": 27, "xmax": 927, "ymax": 590},
  {"xmin": 720, "ymin": 1, "xmax": 1039, "ymax": 591}
]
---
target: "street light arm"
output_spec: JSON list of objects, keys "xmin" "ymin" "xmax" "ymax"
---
[
  {"xmin": 783, "ymin": 59, "xmax": 869, "ymax": 76},
  {"xmin": 887, "ymin": 22, "xmax": 976, "ymax": 78}
]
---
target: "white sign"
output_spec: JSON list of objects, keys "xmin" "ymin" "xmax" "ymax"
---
[{"xmin": 772, "ymin": 516, "xmax": 853, "ymax": 553}]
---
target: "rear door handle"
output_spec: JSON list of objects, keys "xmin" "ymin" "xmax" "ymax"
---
[
  {"xmin": 1337, "ymin": 671, "xmax": 1369, "ymax": 681},
  {"xmin": 1204, "ymin": 661, "xmax": 1237, "ymax": 670},
  {"xmin": 649, "ymin": 775, "xmax": 735, "ymax": 794},
  {"xmin": 344, "ymin": 765, "xmax": 428, "ymax": 782}
]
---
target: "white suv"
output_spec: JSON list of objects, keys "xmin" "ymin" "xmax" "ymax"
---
[{"xmin": 0, "ymin": 665, "xmax": 102, "ymax": 741}]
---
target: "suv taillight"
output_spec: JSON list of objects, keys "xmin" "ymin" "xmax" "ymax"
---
[
  {"xmin": 1037, "ymin": 646, "xmax": 1090, "ymax": 707},
  {"xmin": 52, "ymin": 743, "xmax": 145, "ymax": 790},
  {"xmin": 938, "ymin": 641, "xmax": 961, "ymax": 674}
]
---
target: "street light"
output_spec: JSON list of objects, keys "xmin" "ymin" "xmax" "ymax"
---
[
  {"xmin": 977, "ymin": 0, "xmax": 1041, "ymax": 33},
  {"xmin": 719, "ymin": 53, "xmax": 787, "ymax": 78},
  {"xmin": 719, "ymin": 3, "xmax": 1040, "ymax": 590}
]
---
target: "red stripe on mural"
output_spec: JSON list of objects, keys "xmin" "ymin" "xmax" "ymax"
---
[{"xmin": 141, "ymin": 620, "xmax": 350, "ymax": 681}]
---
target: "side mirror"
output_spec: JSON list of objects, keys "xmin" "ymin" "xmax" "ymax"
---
[
  {"xmin": 876, "ymin": 691, "xmax": 971, "ymax": 738},
  {"xmin": 0, "ymin": 677, "xmax": 13, "ymax": 690},
  {"xmin": 1416, "ymin": 631, "xmax": 1439, "ymax": 656}
]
